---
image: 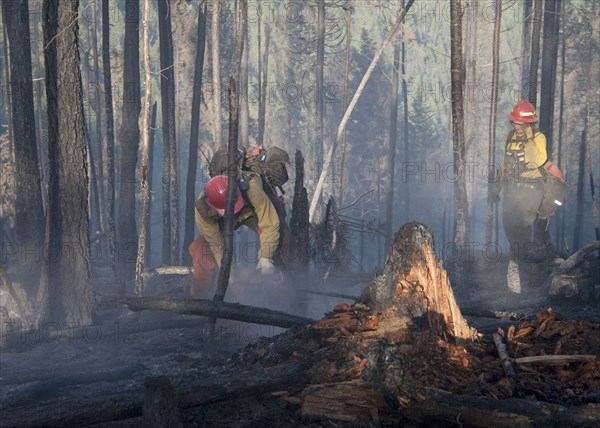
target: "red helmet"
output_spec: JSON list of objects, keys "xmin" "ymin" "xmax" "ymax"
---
[
  {"xmin": 508, "ymin": 101, "xmax": 538, "ymax": 123},
  {"xmin": 204, "ymin": 175, "xmax": 244, "ymax": 216}
]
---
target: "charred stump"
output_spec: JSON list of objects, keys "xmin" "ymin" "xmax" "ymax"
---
[{"xmin": 360, "ymin": 222, "xmax": 476, "ymax": 340}]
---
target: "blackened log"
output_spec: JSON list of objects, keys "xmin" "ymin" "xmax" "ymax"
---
[{"xmin": 96, "ymin": 296, "xmax": 313, "ymax": 328}]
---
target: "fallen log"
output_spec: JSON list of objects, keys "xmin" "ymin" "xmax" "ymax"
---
[
  {"xmin": 403, "ymin": 387, "xmax": 600, "ymax": 428},
  {"xmin": 298, "ymin": 289, "xmax": 359, "ymax": 301},
  {"xmin": 515, "ymin": 355, "xmax": 597, "ymax": 366},
  {"xmin": 300, "ymin": 380, "xmax": 393, "ymax": 423},
  {"xmin": 96, "ymin": 296, "xmax": 314, "ymax": 328}
]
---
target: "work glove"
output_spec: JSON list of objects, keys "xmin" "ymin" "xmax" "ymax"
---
[
  {"xmin": 524, "ymin": 125, "xmax": 534, "ymax": 140},
  {"xmin": 256, "ymin": 257, "xmax": 275, "ymax": 275}
]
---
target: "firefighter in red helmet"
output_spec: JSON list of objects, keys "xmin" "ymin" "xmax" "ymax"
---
[
  {"xmin": 491, "ymin": 101, "xmax": 549, "ymax": 305},
  {"xmin": 188, "ymin": 174, "xmax": 284, "ymax": 298}
]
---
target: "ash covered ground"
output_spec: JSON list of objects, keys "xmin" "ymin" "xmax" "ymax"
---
[{"xmin": 1, "ymin": 249, "xmax": 598, "ymax": 427}]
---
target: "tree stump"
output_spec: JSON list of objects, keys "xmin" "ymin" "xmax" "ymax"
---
[{"xmin": 360, "ymin": 222, "xmax": 476, "ymax": 340}]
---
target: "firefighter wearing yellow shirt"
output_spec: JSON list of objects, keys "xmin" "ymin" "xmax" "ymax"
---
[
  {"xmin": 492, "ymin": 101, "xmax": 547, "ymax": 303},
  {"xmin": 188, "ymin": 172, "xmax": 282, "ymax": 298}
]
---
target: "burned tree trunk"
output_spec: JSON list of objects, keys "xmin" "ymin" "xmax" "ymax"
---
[
  {"xmin": 289, "ymin": 150, "xmax": 310, "ymax": 271},
  {"xmin": 360, "ymin": 222, "xmax": 476, "ymax": 340}
]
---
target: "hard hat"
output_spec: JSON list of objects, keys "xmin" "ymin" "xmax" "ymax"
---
[
  {"xmin": 204, "ymin": 175, "xmax": 244, "ymax": 216},
  {"xmin": 508, "ymin": 101, "xmax": 538, "ymax": 123}
]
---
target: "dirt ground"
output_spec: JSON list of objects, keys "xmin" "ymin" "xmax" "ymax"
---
[{"xmin": 1, "ymin": 250, "xmax": 598, "ymax": 427}]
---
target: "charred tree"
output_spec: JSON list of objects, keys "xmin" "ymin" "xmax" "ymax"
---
[
  {"xmin": 401, "ymin": 0, "xmax": 409, "ymax": 222},
  {"xmin": 135, "ymin": 0, "xmax": 153, "ymax": 296},
  {"xmin": 182, "ymin": 2, "xmax": 207, "ymax": 266},
  {"xmin": 315, "ymin": 0, "xmax": 325, "ymax": 178},
  {"xmin": 385, "ymin": 34, "xmax": 401, "ymax": 251},
  {"xmin": 39, "ymin": 0, "xmax": 93, "ymax": 325},
  {"xmin": 290, "ymin": 150, "xmax": 310, "ymax": 272},
  {"xmin": 257, "ymin": 24, "xmax": 270, "ymax": 146},
  {"xmin": 158, "ymin": 0, "xmax": 179, "ymax": 265},
  {"xmin": 450, "ymin": 0, "xmax": 469, "ymax": 286},
  {"xmin": 337, "ymin": 1, "xmax": 352, "ymax": 209},
  {"xmin": 539, "ymin": 0, "xmax": 561, "ymax": 157},
  {"xmin": 211, "ymin": 0, "xmax": 222, "ymax": 146},
  {"xmin": 90, "ymin": 0, "xmax": 105, "ymax": 247},
  {"xmin": 573, "ymin": 131, "xmax": 586, "ymax": 250},
  {"xmin": 102, "ymin": 0, "xmax": 118, "ymax": 283},
  {"xmin": 486, "ymin": 0, "xmax": 502, "ymax": 245},
  {"xmin": 520, "ymin": 0, "xmax": 533, "ymax": 99},
  {"xmin": 118, "ymin": 0, "xmax": 141, "ymax": 283},
  {"xmin": 239, "ymin": 1, "xmax": 249, "ymax": 148},
  {"xmin": 528, "ymin": 0, "xmax": 543, "ymax": 106},
  {"xmin": 146, "ymin": 101, "xmax": 157, "ymax": 265},
  {"xmin": 1, "ymin": 0, "xmax": 44, "ymax": 268}
]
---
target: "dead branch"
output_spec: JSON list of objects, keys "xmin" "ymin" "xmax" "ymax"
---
[
  {"xmin": 493, "ymin": 333, "xmax": 516, "ymax": 379},
  {"xmin": 515, "ymin": 355, "xmax": 596, "ymax": 366}
]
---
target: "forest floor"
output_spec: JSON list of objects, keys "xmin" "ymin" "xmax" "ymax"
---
[{"xmin": 1, "ymin": 250, "xmax": 598, "ymax": 427}]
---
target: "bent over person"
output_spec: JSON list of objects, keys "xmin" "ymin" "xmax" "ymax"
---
[
  {"xmin": 188, "ymin": 172, "xmax": 285, "ymax": 298},
  {"xmin": 491, "ymin": 101, "xmax": 548, "ymax": 305}
]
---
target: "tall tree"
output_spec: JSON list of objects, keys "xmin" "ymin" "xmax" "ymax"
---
[
  {"xmin": 401, "ymin": 0, "xmax": 410, "ymax": 222},
  {"xmin": 102, "ymin": 0, "xmax": 118, "ymax": 282},
  {"xmin": 315, "ymin": 0, "xmax": 325, "ymax": 178},
  {"xmin": 337, "ymin": 1, "xmax": 352, "ymax": 209},
  {"xmin": 520, "ymin": 0, "xmax": 533, "ymax": 99},
  {"xmin": 182, "ymin": 0, "xmax": 208, "ymax": 266},
  {"xmin": 239, "ymin": 0, "xmax": 249, "ymax": 148},
  {"xmin": 212, "ymin": 0, "xmax": 222, "ymax": 145},
  {"xmin": 385, "ymin": 34, "xmax": 401, "ymax": 250},
  {"xmin": 90, "ymin": 0, "xmax": 106, "ymax": 248},
  {"xmin": 528, "ymin": 0, "xmax": 543, "ymax": 106},
  {"xmin": 486, "ymin": 0, "xmax": 502, "ymax": 245},
  {"xmin": 1, "ymin": 0, "xmax": 44, "ymax": 267},
  {"xmin": 450, "ymin": 0, "xmax": 469, "ymax": 285},
  {"xmin": 257, "ymin": 24, "xmax": 270, "ymax": 146},
  {"xmin": 158, "ymin": 0, "xmax": 179, "ymax": 264},
  {"xmin": 39, "ymin": 0, "xmax": 93, "ymax": 325},
  {"xmin": 136, "ymin": 0, "xmax": 153, "ymax": 296},
  {"xmin": 118, "ymin": 0, "xmax": 141, "ymax": 282},
  {"xmin": 539, "ymin": 0, "xmax": 561, "ymax": 157}
]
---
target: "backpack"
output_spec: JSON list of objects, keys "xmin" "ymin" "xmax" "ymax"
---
[
  {"xmin": 243, "ymin": 146, "xmax": 290, "ymax": 194},
  {"xmin": 207, "ymin": 146, "xmax": 244, "ymax": 178}
]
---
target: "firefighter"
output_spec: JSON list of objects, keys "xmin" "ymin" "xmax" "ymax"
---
[
  {"xmin": 491, "ymin": 101, "xmax": 548, "ymax": 304},
  {"xmin": 188, "ymin": 173, "xmax": 283, "ymax": 298}
]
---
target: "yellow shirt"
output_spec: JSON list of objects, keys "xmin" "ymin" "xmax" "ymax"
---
[
  {"xmin": 503, "ymin": 131, "xmax": 547, "ymax": 180},
  {"xmin": 194, "ymin": 172, "xmax": 280, "ymax": 266}
]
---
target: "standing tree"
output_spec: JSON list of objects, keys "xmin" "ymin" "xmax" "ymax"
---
[
  {"xmin": 450, "ymin": 0, "xmax": 469, "ymax": 287},
  {"xmin": 257, "ymin": 24, "xmax": 270, "ymax": 146},
  {"xmin": 102, "ymin": 0, "xmax": 118, "ymax": 282},
  {"xmin": 136, "ymin": 0, "xmax": 153, "ymax": 296},
  {"xmin": 385, "ymin": 33, "xmax": 401, "ymax": 251},
  {"xmin": 337, "ymin": 0, "xmax": 352, "ymax": 209},
  {"xmin": 528, "ymin": 0, "xmax": 543, "ymax": 106},
  {"xmin": 486, "ymin": 0, "xmax": 502, "ymax": 245},
  {"xmin": 211, "ymin": 0, "xmax": 222, "ymax": 146},
  {"xmin": 158, "ymin": 0, "xmax": 179, "ymax": 264},
  {"xmin": 315, "ymin": 0, "xmax": 325, "ymax": 178},
  {"xmin": 118, "ymin": 0, "xmax": 141, "ymax": 283},
  {"xmin": 1, "ymin": 0, "xmax": 44, "ymax": 269},
  {"xmin": 182, "ymin": 0, "xmax": 208, "ymax": 266},
  {"xmin": 520, "ymin": 0, "xmax": 533, "ymax": 99},
  {"xmin": 39, "ymin": 0, "xmax": 93, "ymax": 325},
  {"xmin": 539, "ymin": 0, "xmax": 561, "ymax": 156}
]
